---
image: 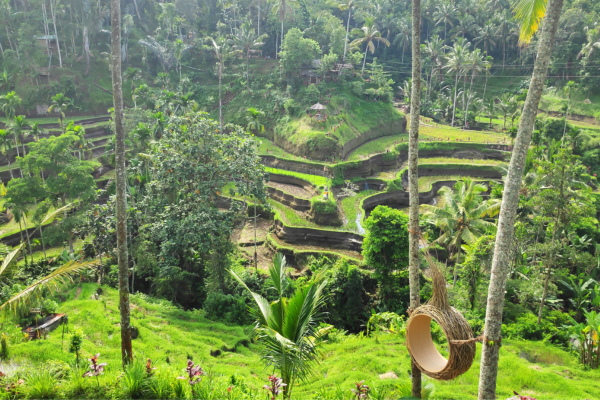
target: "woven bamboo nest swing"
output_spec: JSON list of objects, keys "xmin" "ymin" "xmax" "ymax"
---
[{"xmin": 406, "ymin": 253, "xmax": 476, "ymax": 381}]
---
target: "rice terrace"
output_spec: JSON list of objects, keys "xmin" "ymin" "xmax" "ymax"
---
[{"xmin": 0, "ymin": 0, "xmax": 599, "ymax": 399}]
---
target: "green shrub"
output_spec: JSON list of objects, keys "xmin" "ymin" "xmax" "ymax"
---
[
  {"xmin": 147, "ymin": 370, "xmax": 174, "ymax": 399},
  {"xmin": 502, "ymin": 311, "xmax": 571, "ymax": 346},
  {"xmin": 203, "ymin": 291, "xmax": 250, "ymax": 325},
  {"xmin": 311, "ymin": 198, "xmax": 337, "ymax": 214}
]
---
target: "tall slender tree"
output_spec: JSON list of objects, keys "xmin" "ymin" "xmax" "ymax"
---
[
  {"xmin": 478, "ymin": 0, "xmax": 565, "ymax": 398},
  {"xmin": 110, "ymin": 0, "xmax": 133, "ymax": 367},
  {"xmin": 208, "ymin": 36, "xmax": 237, "ymax": 129},
  {"xmin": 408, "ymin": 0, "xmax": 422, "ymax": 397}
]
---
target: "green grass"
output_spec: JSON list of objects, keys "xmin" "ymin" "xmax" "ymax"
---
[
  {"xmin": 0, "ymin": 115, "xmax": 109, "ymax": 125},
  {"xmin": 417, "ymin": 176, "xmax": 492, "ymax": 192},
  {"xmin": 265, "ymin": 167, "xmax": 330, "ymax": 188},
  {"xmin": 268, "ymin": 199, "xmax": 344, "ymax": 231},
  {"xmin": 346, "ymin": 134, "xmax": 408, "ymax": 161},
  {"xmin": 420, "ymin": 157, "xmax": 507, "ymax": 166},
  {"xmin": 6, "ymin": 283, "xmax": 600, "ymax": 399},
  {"xmin": 416, "ymin": 120, "xmax": 507, "ymax": 143}
]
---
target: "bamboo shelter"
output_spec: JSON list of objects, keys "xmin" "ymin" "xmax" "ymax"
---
[{"xmin": 406, "ymin": 253, "xmax": 477, "ymax": 380}]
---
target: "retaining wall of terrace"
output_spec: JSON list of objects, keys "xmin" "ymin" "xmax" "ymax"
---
[
  {"xmin": 273, "ymin": 219, "xmax": 363, "ymax": 252},
  {"xmin": 267, "ymin": 173, "xmax": 317, "ymax": 211}
]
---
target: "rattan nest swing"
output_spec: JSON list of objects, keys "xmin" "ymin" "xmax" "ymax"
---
[{"xmin": 406, "ymin": 253, "xmax": 477, "ymax": 381}]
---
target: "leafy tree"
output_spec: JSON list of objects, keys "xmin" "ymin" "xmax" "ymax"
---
[
  {"xmin": 22, "ymin": 132, "xmax": 97, "ymax": 254},
  {"xmin": 231, "ymin": 254, "xmax": 328, "ymax": 399},
  {"xmin": 279, "ymin": 28, "xmax": 320, "ymax": 76},
  {"xmin": 0, "ymin": 129, "xmax": 15, "ymax": 179},
  {"xmin": 362, "ymin": 205, "xmax": 409, "ymax": 310}
]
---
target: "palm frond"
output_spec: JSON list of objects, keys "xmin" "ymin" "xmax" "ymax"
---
[
  {"xmin": 512, "ymin": 0, "xmax": 548, "ymax": 45},
  {"xmin": 0, "ymin": 243, "xmax": 25, "ymax": 282},
  {"xmin": 0, "ymin": 259, "xmax": 101, "ymax": 314}
]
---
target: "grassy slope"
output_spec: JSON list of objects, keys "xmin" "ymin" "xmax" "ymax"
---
[{"xmin": 8, "ymin": 283, "xmax": 600, "ymax": 400}]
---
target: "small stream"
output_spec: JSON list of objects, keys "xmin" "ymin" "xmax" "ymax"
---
[{"xmin": 356, "ymin": 213, "xmax": 365, "ymax": 234}]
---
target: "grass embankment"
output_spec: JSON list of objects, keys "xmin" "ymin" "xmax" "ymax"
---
[
  {"xmin": 264, "ymin": 167, "xmax": 330, "ymax": 188},
  {"xmin": 274, "ymin": 89, "xmax": 405, "ymax": 157},
  {"xmin": 7, "ymin": 283, "xmax": 600, "ymax": 399},
  {"xmin": 346, "ymin": 133, "xmax": 409, "ymax": 161},
  {"xmin": 340, "ymin": 190, "xmax": 377, "ymax": 232}
]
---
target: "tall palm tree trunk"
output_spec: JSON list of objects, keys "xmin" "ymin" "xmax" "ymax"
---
[
  {"xmin": 408, "ymin": 0, "xmax": 422, "ymax": 397},
  {"xmin": 361, "ymin": 46, "xmax": 368, "ymax": 75},
  {"xmin": 451, "ymin": 72, "xmax": 459, "ymax": 126},
  {"xmin": 7, "ymin": 158, "xmax": 14, "ymax": 179},
  {"xmin": 478, "ymin": 0, "xmax": 564, "ymax": 398},
  {"xmin": 219, "ymin": 57, "xmax": 223, "ymax": 129},
  {"xmin": 342, "ymin": 6, "xmax": 352, "ymax": 64},
  {"xmin": 110, "ymin": 0, "xmax": 133, "ymax": 367}
]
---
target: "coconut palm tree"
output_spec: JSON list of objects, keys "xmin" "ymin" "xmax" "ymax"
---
[
  {"xmin": 483, "ymin": 97, "xmax": 496, "ymax": 128},
  {"xmin": 463, "ymin": 49, "xmax": 489, "ymax": 126},
  {"xmin": 393, "ymin": 21, "xmax": 411, "ymax": 63},
  {"xmin": 109, "ymin": 0, "xmax": 133, "ymax": 367},
  {"xmin": 408, "ymin": 0, "xmax": 423, "ymax": 396},
  {"xmin": 422, "ymin": 179, "xmax": 499, "ymax": 286},
  {"xmin": 233, "ymin": 22, "xmax": 268, "ymax": 93},
  {"xmin": 230, "ymin": 254, "xmax": 328, "ymax": 399},
  {"xmin": 434, "ymin": 1, "xmax": 456, "ymax": 43},
  {"xmin": 350, "ymin": 17, "xmax": 390, "ymax": 75},
  {"xmin": 577, "ymin": 27, "xmax": 600, "ymax": 61},
  {"xmin": 445, "ymin": 40, "xmax": 470, "ymax": 126},
  {"xmin": 246, "ymin": 107, "xmax": 265, "ymax": 134},
  {"xmin": 9, "ymin": 115, "xmax": 31, "ymax": 160},
  {"xmin": 478, "ymin": 0, "xmax": 566, "ymax": 397},
  {"xmin": 450, "ymin": 14, "xmax": 477, "ymax": 39},
  {"xmin": 0, "ymin": 91, "xmax": 21, "ymax": 119},
  {"xmin": 272, "ymin": 0, "xmax": 297, "ymax": 60},
  {"xmin": 48, "ymin": 93, "xmax": 74, "ymax": 128},
  {"xmin": 207, "ymin": 35, "xmax": 238, "ymax": 129},
  {"xmin": 474, "ymin": 22, "xmax": 498, "ymax": 55},
  {"xmin": 329, "ymin": 0, "xmax": 369, "ymax": 65},
  {"xmin": 423, "ymin": 35, "xmax": 448, "ymax": 98}
]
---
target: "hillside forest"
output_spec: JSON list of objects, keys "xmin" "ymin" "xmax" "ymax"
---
[{"xmin": 0, "ymin": 0, "xmax": 599, "ymax": 399}]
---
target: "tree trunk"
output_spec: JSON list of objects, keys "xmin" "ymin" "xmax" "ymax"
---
[
  {"xmin": 39, "ymin": 223, "xmax": 47, "ymax": 261},
  {"xmin": 361, "ymin": 46, "xmax": 368, "ymax": 76},
  {"xmin": 132, "ymin": 0, "xmax": 141, "ymax": 20},
  {"xmin": 110, "ymin": 0, "xmax": 133, "ymax": 367},
  {"xmin": 49, "ymin": 0, "xmax": 63, "ymax": 68},
  {"xmin": 408, "ymin": 0, "xmax": 422, "ymax": 397},
  {"xmin": 7, "ymin": 158, "xmax": 13, "ymax": 180},
  {"xmin": 453, "ymin": 245, "xmax": 461, "ymax": 287},
  {"xmin": 340, "ymin": 6, "xmax": 352, "ymax": 75},
  {"xmin": 478, "ymin": 0, "xmax": 564, "ymax": 398},
  {"xmin": 219, "ymin": 57, "xmax": 223, "ymax": 129},
  {"xmin": 451, "ymin": 72, "xmax": 459, "ymax": 126},
  {"xmin": 84, "ymin": 25, "xmax": 90, "ymax": 75},
  {"xmin": 247, "ymin": 51, "xmax": 250, "ymax": 93},
  {"xmin": 257, "ymin": 0, "xmax": 260, "ymax": 36},
  {"xmin": 61, "ymin": 196, "xmax": 74, "ymax": 255},
  {"xmin": 22, "ymin": 217, "xmax": 33, "ymax": 265},
  {"xmin": 537, "ymin": 264, "xmax": 552, "ymax": 323}
]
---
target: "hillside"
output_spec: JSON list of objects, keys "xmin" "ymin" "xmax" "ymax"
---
[{"xmin": 5, "ymin": 283, "xmax": 598, "ymax": 400}]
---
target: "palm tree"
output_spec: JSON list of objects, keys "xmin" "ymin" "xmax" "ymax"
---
[
  {"xmin": 450, "ymin": 14, "xmax": 477, "ymax": 39},
  {"xmin": 445, "ymin": 40, "xmax": 470, "ymax": 126},
  {"xmin": 230, "ymin": 254, "xmax": 328, "ymax": 399},
  {"xmin": 422, "ymin": 179, "xmax": 499, "ymax": 286},
  {"xmin": 478, "ymin": 0, "xmax": 566, "ymax": 397},
  {"xmin": 423, "ymin": 35, "xmax": 448, "ymax": 98},
  {"xmin": 0, "ymin": 91, "xmax": 21, "ymax": 119},
  {"xmin": 434, "ymin": 1, "xmax": 456, "ymax": 43},
  {"xmin": 272, "ymin": 0, "xmax": 297, "ymax": 60},
  {"xmin": 246, "ymin": 107, "xmax": 265, "ymax": 134},
  {"xmin": 577, "ymin": 27, "xmax": 600, "ymax": 61},
  {"xmin": 408, "ymin": 0, "xmax": 423, "ymax": 396},
  {"xmin": 109, "ymin": 0, "xmax": 133, "ymax": 367},
  {"xmin": 9, "ymin": 115, "xmax": 31, "ymax": 160},
  {"xmin": 0, "ymin": 69, "xmax": 12, "ymax": 90},
  {"xmin": 208, "ymin": 36, "xmax": 237, "ymax": 129},
  {"xmin": 0, "ymin": 129, "xmax": 14, "ymax": 179},
  {"xmin": 173, "ymin": 92, "xmax": 197, "ymax": 115},
  {"xmin": 123, "ymin": 67, "xmax": 141, "ymax": 104},
  {"xmin": 233, "ymin": 23, "xmax": 268, "ymax": 93},
  {"xmin": 393, "ymin": 21, "xmax": 411, "ymax": 63},
  {"xmin": 329, "ymin": 0, "xmax": 369, "ymax": 65},
  {"xmin": 494, "ymin": 10, "xmax": 512, "ymax": 69},
  {"xmin": 483, "ymin": 97, "xmax": 496, "ymax": 128},
  {"xmin": 350, "ymin": 17, "xmax": 390, "ymax": 75},
  {"xmin": 48, "ymin": 93, "xmax": 73, "ymax": 128},
  {"xmin": 173, "ymin": 39, "xmax": 190, "ymax": 80},
  {"xmin": 463, "ymin": 49, "xmax": 489, "ymax": 126},
  {"xmin": 474, "ymin": 22, "xmax": 498, "ymax": 55}
]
